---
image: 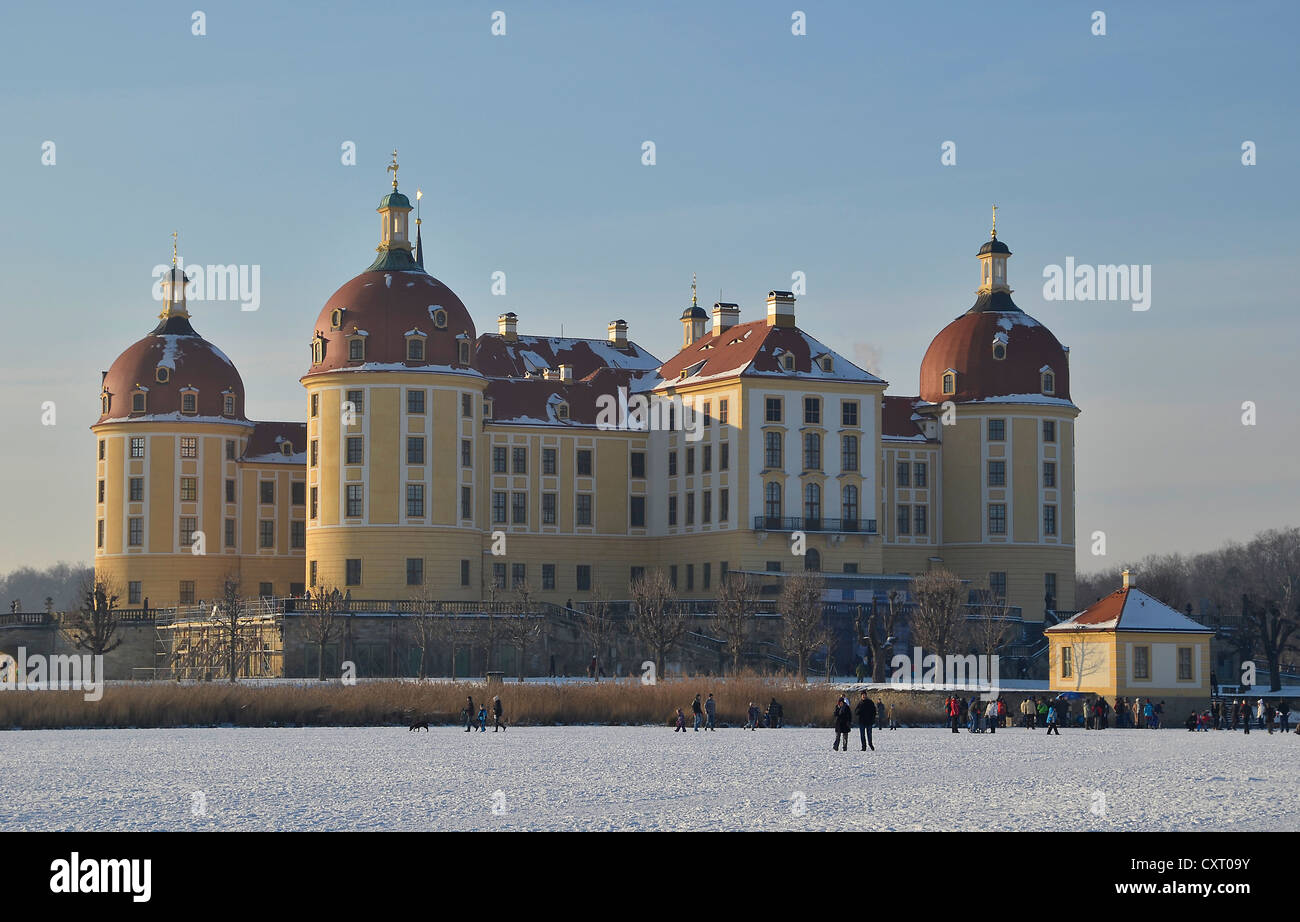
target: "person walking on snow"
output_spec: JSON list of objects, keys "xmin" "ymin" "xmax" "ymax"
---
[
  {"xmin": 888, "ymin": 702, "xmax": 898, "ymax": 730},
  {"xmin": 465, "ymin": 695, "xmax": 476, "ymax": 733},
  {"xmin": 832, "ymin": 696, "xmax": 853, "ymax": 751},
  {"xmin": 492, "ymin": 695, "xmax": 506, "ymax": 732},
  {"xmin": 746, "ymin": 701, "xmax": 760, "ymax": 730},
  {"xmin": 704, "ymin": 693, "xmax": 717, "ymax": 731},
  {"xmin": 855, "ymin": 691, "xmax": 876, "ymax": 751},
  {"xmin": 1046, "ymin": 705, "xmax": 1060, "ymax": 735},
  {"xmin": 674, "ymin": 708, "xmax": 686, "ymax": 732},
  {"xmin": 691, "ymin": 694, "xmax": 704, "ymax": 731}
]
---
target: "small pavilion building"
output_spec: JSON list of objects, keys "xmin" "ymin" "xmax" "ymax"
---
[{"xmin": 1045, "ymin": 570, "xmax": 1215, "ymax": 725}]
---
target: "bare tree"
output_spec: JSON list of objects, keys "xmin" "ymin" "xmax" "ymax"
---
[
  {"xmin": 408, "ymin": 586, "xmax": 456, "ymax": 679},
  {"xmin": 1244, "ymin": 528, "xmax": 1300, "ymax": 691},
  {"xmin": 716, "ymin": 573, "xmax": 759, "ymax": 676},
  {"xmin": 778, "ymin": 571, "xmax": 829, "ymax": 682},
  {"xmin": 304, "ymin": 584, "xmax": 345, "ymax": 681},
  {"xmin": 60, "ymin": 576, "xmax": 124, "ymax": 659},
  {"xmin": 212, "ymin": 575, "xmax": 257, "ymax": 683},
  {"xmin": 630, "ymin": 569, "xmax": 683, "ymax": 680},
  {"xmin": 909, "ymin": 569, "xmax": 966, "ymax": 657},
  {"xmin": 576, "ymin": 586, "xmax": 617, "ymax": 682},
  {"xmin": 965, "ymin": 582, "xmax": 1015, "ymax": 659},
  {"xmin": 502, "ymin": 580, "xmax": 544, "ymax": 681},
  {"xmin": 859, "ymin": 590, "xmax": 901, "ymax": 682}
]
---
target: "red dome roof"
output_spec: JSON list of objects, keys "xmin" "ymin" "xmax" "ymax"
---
[
  {"xmin": 919, "ymin": 292, "xmax": 1071, "ymax": 405},
  {"xmin": 304, "ymin": 268, "xmax": 476, "ymax": 376},
  {"xmin": 97, "ymin": 315, "xmax": 246, "ymax": 424}
]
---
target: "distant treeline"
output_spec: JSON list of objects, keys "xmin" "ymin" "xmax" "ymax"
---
[
  {"xmin": 0, "ymin": 562, "xmax": 92, "ymax": 613},
  {"xmin": 1077, "ymin": 526, "xmax": 1299, "ymax": 687}
]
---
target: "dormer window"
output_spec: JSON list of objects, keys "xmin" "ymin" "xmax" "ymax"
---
[
  {"xmin": 942, "ymin": 371, "xmax": 956, "ymax": 396},
  {"xmin": 458, "ymin": 340, "xmax": 471, "ymax": 364},
  {"xmin": 992, "ymin": 333, "xmax": 1008, "ymax": 361},
  {"xmin": 782, "ymin": 354, "xmax": 795, "ymax": 372},
  {"xmin": 101, "ymin": 392, "xmax": 111, "ymax": 415},
  {"xmin": 1041, "ymin": 367, "xmax": 1056, "ymax": 395},
  {"xmin": 819, "ymin": 355, "xmax": 833, "ymax": 373},
  {"xmin": 222, "ymin": 392, "xmax": 236, "ymax": 417},
  {"xmin": 155, "ymin": 367, "xmax": 171, "ymax": 384},
  {"xmin": 311, "ymin": 335, "xmax": 325, "ymax": 365},
  {"xmin": 431, "ymin": 308, "xmax": 448, "ymax": 329},
  {"xmin": 556, "ymin": 402, "xmax": 570, "ymax": 420},
  {"xmin": 484, "ymin": 398, "xmax": 494, "ymax": 419},
  {"xmin": 330, "ymin": 308, "xmax": 345, "ymax": 330},
  {"xmin": 406, "ymin": 332, "xmax": 426, "ymax": 362},
  {"xmin": 131, "ymin": 390, "xmax": 147, "ymax": 414},
  {"xmin": 180, "ymin": 389, "xmax": 198, "ymax": 415},
  {"xmin": 348, "ymin": 337, "xmax": 366, "ymax": 362},
  {"xmin": 280, "ymin": 441, "xmax": 294, "ymax": 457}
]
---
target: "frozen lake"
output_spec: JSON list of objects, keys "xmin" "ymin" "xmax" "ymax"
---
[{"xmin": 2, "ymin": 726, "xmax": 1295, "ymax": 831}]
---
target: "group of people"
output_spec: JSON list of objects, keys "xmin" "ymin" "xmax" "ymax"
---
[
  {"xmin": 831, "ymin": 692, "xmax": 890, "ymax": 751},
  {"xmin": 1187, "ymin": 698, "xmax": 1293, "ymax": 734},
  {"xmin": 675, "ymin": 695, "xmax": 787, "ymax": 731},
  {"xmin": 944, "ymin": 695, "xmax": 1016, "ymax": 733},
  {"xmin": 461, "ymin": 695, "xmax": 507, "ymax": 732}
]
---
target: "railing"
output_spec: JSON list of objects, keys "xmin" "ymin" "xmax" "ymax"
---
[
  {"xmin": 752, "ymin": 516, "xmax": 878, "ymax": 534},
  {"xmin": 0, "ymin": 608, "xmax": 170, "ymax": 627}
]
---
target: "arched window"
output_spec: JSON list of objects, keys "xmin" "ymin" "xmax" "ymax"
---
[
  {"xmin": 101, "ymin": 392, "xmax": 111, "ymax": 415},
  {"xmin": 1041, "ymin": 369, "xmax": 1056, "ymax": 395},
  {"xmin": 942, "ymin": 371, "xmax": 956, "ymax": 395},
  {"xmin": 311, "ymin": 337, "xmax": 324, "ymax": 365},
  {"xmin": 842, "ymin": 484, "xmax": 859, "ymax": 526},
  {"xmin": 841, "ymin": 434, "xmax": 859, "ymax": 471},
  {"xmin": 803, "ymin": 432, "xmax": 821, "ymax": 470},
  {"xmin": 804, "ymin": 548, "xmax": 821, "ymax": 572},
  {"xmin": 764, "ymin": 482, "xmax": 782, "ymax": 525},
  {"xmin": 458, "ymin": 340, "xmax": 471, "ymax": 365},
  {"xmin": 804, "ymin": 482, "xmax": 822, "ymax": 527}
]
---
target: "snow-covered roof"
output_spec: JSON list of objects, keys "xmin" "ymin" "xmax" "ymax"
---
[{"xmin": 1046, "ymin": 586, "xmax": 1214, "ymax": 634}]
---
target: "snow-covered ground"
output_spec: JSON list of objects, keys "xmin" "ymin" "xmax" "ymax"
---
[{"xmin": 1, "ymin": 726, "xmax": 1295, "ymax": 831}]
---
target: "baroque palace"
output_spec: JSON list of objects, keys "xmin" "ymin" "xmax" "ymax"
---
[{"xmin": 91, "ymin": 164, "xmax": 1078, "ymax": 674}]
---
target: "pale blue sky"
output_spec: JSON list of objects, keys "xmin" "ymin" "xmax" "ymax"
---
[{"xmin": 0, "ymin": 1, "xmax": 1296, "ymax": 572}]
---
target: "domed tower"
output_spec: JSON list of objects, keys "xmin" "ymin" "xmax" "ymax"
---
[
  {"xmin": 680, "ymin": 273, "xmax": 707, "ymax": 347},
  {"xmin": 301, "ymin": 154, "xmax": 485, "ymax": 598},
  {"xmin": 92, "ymin": 240, "xmax": 253, "ymax": 608},
  {"xmin": 918, "ymin": 214, "xmax": 1079, "ymax": 622}
]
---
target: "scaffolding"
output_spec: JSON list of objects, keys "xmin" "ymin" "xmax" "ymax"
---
[{"xmin": 150, "ymin": 599, "xmax": 286, "ymax": 681}]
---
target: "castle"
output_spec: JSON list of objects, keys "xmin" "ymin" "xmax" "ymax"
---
[{"xmin": 93, "ymin": 163, "xmax": 1079, "ymax": 645}]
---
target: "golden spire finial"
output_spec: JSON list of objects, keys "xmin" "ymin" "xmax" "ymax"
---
[
  {"xmin": 415, "ymin": 187, "xmax": 422, "ymax": 225},
  {"xmin": 171, "ymin": 230, "xmax": 178, "ymax": 266},
  {"xmin": 991, "ymin": 204, "xmax": 997, "ymax": 239},
  {"xmin": 691, "ymin": 272, "xmax": 698, "ymax": 307},
  {"xmin": 387, "ymin": 149, "xmax": 399, "ymax": 190}
]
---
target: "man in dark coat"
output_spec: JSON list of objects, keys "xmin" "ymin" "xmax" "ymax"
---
[
  {"xmin": 465, "ymin": 695, "xmax": 475, "ymax": 733},
  {"xmin": 833, "ymin": 696, "xmax": 853, "ymax": 751},
  {"xmin": 855, "ymin": 692, "xmax": 877, "ymax": 751},
  {"xmin": 493, "ymin": 695, "xmax": 506, "ymax": 732},
  {"xmin": 691, "ymin": 693, "xmax": 703, "ymax": 731}
]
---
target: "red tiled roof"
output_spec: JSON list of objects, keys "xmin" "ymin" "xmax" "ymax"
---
[
  {"xmin": 920, "ymin": 302, "xmax": 1071, "ymax": 404},
  {"xmin": 241, "ymin": 421, "xmax": 307, "ymax": 462},
  {"xmin": 475, "ymin": 334, "xmax": 660, "ymax": 380},
  {"xmin": 1046, "ymin": 586, "xmax": 1214, "ymax": 634},
  {"xmin": 655, "ymin": 320, "xmax": 883, "ymax": 386},
  {"xmin": 882, "ymin": 395, "xmax": 931, "ymax": 441}
]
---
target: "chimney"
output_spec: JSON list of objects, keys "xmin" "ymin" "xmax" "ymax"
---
[
  {"xmin": 497, "ymin": 312, "xmax": 518, "ymax": 342},
  {"xmin": 766, "ymin": 290, "xmax": 795, "ymax": 328},
  {"xmin": 558, "ymin": 363, "xmax": 573, "ymax": 382},
  {"xmin": 712, "ymin": 302, "xmax": 741, "ymax": 335},
  {"xmin": 607, "ymin": 319, "xmax": 628, "ymax": 349},
  {"xmin": 1122, "ymin": 568, "xmax": 1131, "ymax": 590}
]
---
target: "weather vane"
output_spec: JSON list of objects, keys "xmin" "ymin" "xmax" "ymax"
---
[
  {"xmin": 171, "ymin": 230, "xmax": 178, "ymax": 266},
  {"xmin": 691, "ymin": 272, "xmax": 697, "ymax": 306},
  {"xmin": 991, "ymin": 204, "xmax": 997, "ymax": 239},
  {"xmin": 387, "ymin": 149, "xmax": 399, "ymax": 190}
]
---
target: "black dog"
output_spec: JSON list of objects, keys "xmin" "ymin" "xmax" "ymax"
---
[{"xmin": 408, "ymin": 719, "xmax": 429, "ymax": 732}]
